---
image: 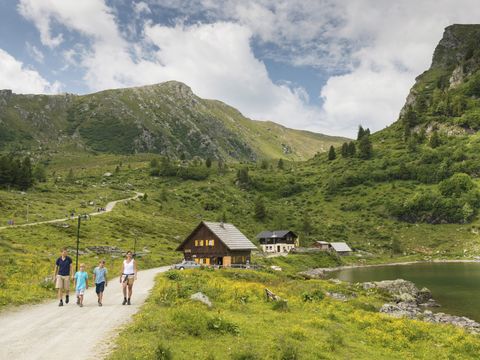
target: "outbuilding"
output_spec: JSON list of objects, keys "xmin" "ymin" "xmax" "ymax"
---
[
  {"xmin": 329, "ymin": 242, "xmax": 353, "ymax": 255},
  {"xmin": 176, "ymin": 221, "xmax": 257, "ymax": 266}
]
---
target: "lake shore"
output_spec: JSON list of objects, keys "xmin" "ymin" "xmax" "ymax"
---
[{"xmin": 301, "ymin": 258, "xmax": 480, "ymax": 278}]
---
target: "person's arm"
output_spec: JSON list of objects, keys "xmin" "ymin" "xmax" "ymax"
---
[
  {"xmin": 105, "ymin": 270, "xmax": 108, "ymax": 287},
  {"xmin": 119, "ymin": 262, "xmax": 124, "ymax": 283},
  {"xmin": 53, "ymin": 261, "xmax": 58, "ymax": 279},
  {"xmin": 92, "ymin": 270, "xmax": 96, "ymax": 284}
]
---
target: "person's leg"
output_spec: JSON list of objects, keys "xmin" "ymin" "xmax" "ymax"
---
[
  {"xmin": 64, "ymin": 276, "xmax": 70, "ymax": 303},
  {"xmin": 79, "ymin": 294, "xmax": 84, "ymax": 307},
  {"xmin": 122, "ymin": 280, "xmax": 128, "ymax": 305},
  {"xmin": 56, "ymin": 276, "xmax": 64, "ymax": 305},
  {"xmin": 127, "ymin": 284, "xmax": 133, "ymax": 304}
]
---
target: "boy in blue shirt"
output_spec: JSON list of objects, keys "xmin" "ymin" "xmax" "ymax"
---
[
  {"xmin": 74, "ymin": 263, "xmax": 89, "ymax": 307},
  {"xmin": 93, "ymin": 260, "xmax": 108, "ymax": 306}
]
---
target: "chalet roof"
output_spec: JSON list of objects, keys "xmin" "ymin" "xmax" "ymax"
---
[
  {"xmin": 329, "ymin": 242, "xmax": 352, "ymax": 252},
  {"xmin": 204, "ymin": 222, "xmax": 257, "ymax": 250},
  {"xmin": 316, "ymin": 241, "xmax": 330, "ymax": 245},
  {"xmin": 177, "ymin": 221, "xmax": 257, "ymax": 251},
  {"xmin": 256, "ymin": 230, "xmax": 297, "ymax": 239}
]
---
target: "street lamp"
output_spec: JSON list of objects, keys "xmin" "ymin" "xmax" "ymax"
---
[{"xmin": 75, "ymin": 214, "xmax": 89, "ymax": 272}]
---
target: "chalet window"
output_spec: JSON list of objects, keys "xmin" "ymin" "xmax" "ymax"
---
[{"xmin": 209, "ymin": 240, "xmax": 215, "ymax": 246}]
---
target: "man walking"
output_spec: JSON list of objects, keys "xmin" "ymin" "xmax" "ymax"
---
[{"xmin": 53, "ymin": 248, "xmax": 73, "ymax": 306}]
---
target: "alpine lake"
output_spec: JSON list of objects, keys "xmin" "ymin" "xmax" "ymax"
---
[{"xmin": 328, "ymin": 262, "xmax": 480, "ymax": 321}]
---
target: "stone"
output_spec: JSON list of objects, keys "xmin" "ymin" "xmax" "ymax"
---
[
  {"xmin": 190, "ymin": 292, "xmax": 212, "ymax": 308},
  {"xmin": 417, "ymin": 287, "xmax": 432, "ymax": 304}
]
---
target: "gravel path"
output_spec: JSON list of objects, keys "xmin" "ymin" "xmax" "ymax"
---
[
  {"xmin": 0, "ymin": 192, "xmax": 144, "ymax": 231},
  {"xmin": 0, "ymin": 265, "xmax": 170, "ymax": 360}
]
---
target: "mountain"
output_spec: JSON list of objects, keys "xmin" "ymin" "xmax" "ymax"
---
[{"xmin": 0, "ymin": 81, "xmax": 348, "ymax": 161}]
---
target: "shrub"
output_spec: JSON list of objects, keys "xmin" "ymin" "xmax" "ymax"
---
[
  {"xmin": 232, "ymin": 351, "xmax": 258, "ymax": 360},
  {"xmin": 154, "ymin": 344, "xmax": 173, "ymax": 360},
  {"xmin": 302, "ymin": 289, "xmax": 325, "ymax": 302},
  {"xmin": 206, "ymin": 316, "xmax": 240, "ymax": 335},
  {"xmin": 272, "ymin": 299, "xmax": 289, "ymax": 312}
]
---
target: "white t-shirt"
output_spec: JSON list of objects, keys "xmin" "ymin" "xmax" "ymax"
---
[{"xmin": 123, "ymin": 259, "xmax": 135, "ymax": 275}]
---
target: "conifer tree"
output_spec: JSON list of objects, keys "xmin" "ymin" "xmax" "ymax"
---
[
  {"xmin": 254, "ymin": 197, "xmax": 267, "ymax": 221},
  {"xmin": 429, "ymin": 130, "xmax": 441, "ymax": 148},
  {"xmin": 358, "ymin": 135, "xmax": 373, "ymax": 159},
  {"xmin": 357, "ymin": 125, "xmax": 365, "ymax": 140},
  {"xmin": 277, "ymin": 158, "xmax": 284, "ymax": 170},
  {"xmin": 347, "ymin": 141, "xmax": 356, "ymax": 156},
  {"xmin": 341, "ymin": 142, "xmax": 349, "ymax": 157},
  {"xmin": 205, "ymin": 157, "xmax": 212, "ymax": 168},
  {"xmin": 328, "ymin": 145, "xmax": 336, "ymax": 160}
]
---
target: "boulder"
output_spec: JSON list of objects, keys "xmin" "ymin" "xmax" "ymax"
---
[{"xmin": 190, "ymin": 292, "xmax": 212, "ymax": 308}]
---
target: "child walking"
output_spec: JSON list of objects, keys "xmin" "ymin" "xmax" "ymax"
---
[
  {"xmin": 74, "ymin": 263, "xmax": 89, "ymax": 307},
  {"xmin": 93, "ymin": 260, "xmax": 108, "ymax": 306}
]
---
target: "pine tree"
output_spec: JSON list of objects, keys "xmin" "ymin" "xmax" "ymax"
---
[
  {"xmin": 358, "ymin": 135, "xmax": 373, "ymax": 159},
  {"xmin": 328, "ymin": 145, "xmax": 336, "ymax": 160},
  {"xmin": 236, "ymin": 167, "xmax": 250, "ymax": 186},
  {"xmin": 347, "ymin": 142, "xmax": 356, "ymax": 156},
  {"xmin": 341, "ymin": 142, "xmax": 349, "ymax": 157},
  {"xmin": 254, "ymin": 197, "xmax": 267, "ymax": 221},
  {"xmin": 357, "ymin": 125, "xmax": 365, "ymax": 140},
  {"xmin": 33, "ymin": 165, "xmax": 47, "ymax": 183},
  {"xmin": 260, "ymin": 159, "xmax": 269, "ymax": 169},
  {"xmin": 17, "ymin": 157, "xmax": 33, "ymax": 190},
  {"xmin": 277, "ymin": 158, "xmax": 284, "ymax": 170},
  {"xmin": 205, "ymin": 157, "xmax": 212, "ymax": 168},
  {"xmin": 429, "ymin": 130, "xmax": 441, "ymax": 148}
]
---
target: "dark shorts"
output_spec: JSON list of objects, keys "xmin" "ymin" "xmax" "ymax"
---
[{"xmin": 95, "ymin": 281, "xmax": 105, "ymax": 294}]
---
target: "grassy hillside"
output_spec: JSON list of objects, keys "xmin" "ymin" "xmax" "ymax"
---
[
  {"xmin": 108, "ymin": 269, "xmax": 480, "ymax": 360},
  {"xmin": 0, "ymin": 82, "xmax": 347, "ymax": 161}
]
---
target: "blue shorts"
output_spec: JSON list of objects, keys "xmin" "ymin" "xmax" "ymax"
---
[{"xmin": 95, "ymin": 282, "xmax": 105, "ymax": 294}]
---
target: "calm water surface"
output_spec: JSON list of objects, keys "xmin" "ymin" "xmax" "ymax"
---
[{"xmin": 329, "ymin": 262, "xmax": 480, "ymax": 321}]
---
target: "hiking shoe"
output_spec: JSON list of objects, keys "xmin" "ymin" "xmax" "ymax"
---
[
  {"xmin": 58, "ymin": 300, "xmax": 63, "ymax": 307},
  {"xmin": 127, "ymin": 299, "xmax": 131, "ymax": 305},
  {"xmin": 65, "ymin": 295, "xmax": 69, "ymax": 304},
  {"xmin": 98, "ymin": 302, "xmax": 102, "ymax": 307},
  {"xmin": 80, "ymin": 303, "xmax": 83, "ymax": 308},
  {"xmin": 76, "ymin": 297, "xmax": 80, "ymax": 305},
  {"xmin": 122, "ymin": 298, "xmax": 127, "ymax": 305}
]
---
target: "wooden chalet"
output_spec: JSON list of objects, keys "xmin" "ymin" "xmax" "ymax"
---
[
  {"xmin": 256, "ymin": 230, "xmax": 298, "ymax": 254},
  {"xmin": 176, "ymin": 221, "xmax": 257, "ymax": 266}
]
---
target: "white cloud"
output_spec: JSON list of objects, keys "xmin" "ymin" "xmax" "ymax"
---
[
  {"xmin": 0, "ymin": 48, "xmax": 61, "ymax": 93},
  {"xmin": 133, "ymin": 2, "xmax": 151, "ymax": 15},
  {"xmin": 25, "ymin": 42, "xmax": 45, "ymax": 63},
  {"xmin": 16, "ymin": 0, "xmax": 480, "ymax": 137}
]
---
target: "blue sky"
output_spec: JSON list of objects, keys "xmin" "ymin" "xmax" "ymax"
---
[{"xmin": 1, "ymin": 0, "xmax": 479, "ymax": 137}]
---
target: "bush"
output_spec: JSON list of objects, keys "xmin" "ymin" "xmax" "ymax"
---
[
  {"xmin": 155, "ymin": 344, "xmax": 173, "ymax": 360},
  {"xmin": 272, "ymin": 299, "xmax": 289, "ymax": 312},
  {"xmin": 438, "ymin": 173, "xmax": 474, "ymax": 196},
  {"xmin": 232, "ymin": 351, "xmax": 258, "ymax": 360},
  {"xmin": 302, "ymin": 289, "xmax": 325, "ymax": 302},
  {"xmin": 206, "ymin": 316, "xmax": 240, "ymax": 335}
]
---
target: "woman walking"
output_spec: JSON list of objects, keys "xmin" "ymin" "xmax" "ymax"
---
[{"xmin": 120, "ymin": 251, "xmax": 137, "ymax": 305}]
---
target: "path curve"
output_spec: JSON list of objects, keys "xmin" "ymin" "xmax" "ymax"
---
[
  {"xmin": 0, "ymin": 265, "xmax": 170, "ymax": 360},
  {"xmin": 0, "ymin": 192, "xmax": 144, "ymax": 231}
]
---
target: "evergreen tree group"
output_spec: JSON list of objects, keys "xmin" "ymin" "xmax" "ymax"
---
[
  {"xmin": 0, "ymin": 156, "xmax": 34, "ymax": 190},
  {"xmin": 341, "ymin": 141, "xmax": 356, "ymax": 157}
]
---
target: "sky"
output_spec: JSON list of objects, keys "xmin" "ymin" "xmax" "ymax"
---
[{"xmin": 0, "ymin": 1, "xmax": 480, "ymax": 137}]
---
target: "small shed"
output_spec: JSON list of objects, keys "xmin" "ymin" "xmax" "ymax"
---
[
  {"xmin": 313, "ymin": 241, "xmax": 330, "ymax": 251},
  {"xmin": 329, "ymin": 242, "xmax": 352, "ymax": 255},
  {"xmin": 176, "ymin": 221, "xmax": 257, "ymax": 266}
]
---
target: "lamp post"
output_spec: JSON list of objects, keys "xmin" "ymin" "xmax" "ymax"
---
[{"xmin": 75, "ymin": 214, "xmax": 89, "ymax": 272}]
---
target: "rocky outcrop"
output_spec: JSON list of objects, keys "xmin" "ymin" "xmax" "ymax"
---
[{"xmin": 371, "ymin": 279, "xmax": 480, "ymax": 333}]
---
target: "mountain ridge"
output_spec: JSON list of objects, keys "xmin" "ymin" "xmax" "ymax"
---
[{"xmin": 0, "ymin": 81, "xmax": 348, "ymax": 161}]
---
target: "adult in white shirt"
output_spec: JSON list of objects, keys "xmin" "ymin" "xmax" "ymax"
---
[{"xmin": 119, "ymin": 250, "xmax": 137, "ymax": 305}]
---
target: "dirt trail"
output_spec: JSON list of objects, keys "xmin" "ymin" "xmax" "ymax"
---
[
  {"xmin": 0, "ymin": 265, "xmax": 170, "ymax": 360},
  {"xmin": 0, "ymin": 192, "xmax": 144, "ymax": 231}
]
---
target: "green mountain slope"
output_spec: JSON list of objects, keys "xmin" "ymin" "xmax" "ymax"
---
[{"xmin": 0, "ymin": 82, "xmax": 347, "ymax": 160}]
